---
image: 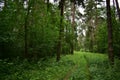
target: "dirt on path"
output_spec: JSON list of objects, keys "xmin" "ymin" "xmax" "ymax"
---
[
  {"xmin": 63, "ymin": 55, "xmax": 92, "ymax": 80},
  {"xmin": 63, "ymin": 64, "xmax": 78, "ymax": 80}
]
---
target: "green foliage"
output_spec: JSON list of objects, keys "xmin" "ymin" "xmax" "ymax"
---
[
  {"xmin": 27, "ymin": 0, "xmax": 59, "ymax": 57},
  {"xmin": 0, "ymin": 0, "xmax": 25, "ymax": 58},
  {"xmin": 95, "ymin": 22, "xmax": 108, "ymax": 53},
  {"xmin": 94, "ymin": 19, "xmax": 120, "ymax": 57},
  {"xmin": 0, "ymin": 56, "xmax": 75, "ymax": 80},
  {"xmin": 84, "ymin": 53, "xmax": 120, "ymax": 80},
  {"xmin": 112, "ymin": 20, "xmax": 120, "ymax": 58},
  {"xmin": 69, "ymin": 52, "xmax": 120, "ymax": 80},
  {"xmin": 0, "ymin": 0, "xmax": 73, "ymax": 58},
  {"xmin": 0, "ymin": 52, "xmax": 120, "ymax": 80}
]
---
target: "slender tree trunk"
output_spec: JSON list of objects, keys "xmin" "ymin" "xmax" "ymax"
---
[
  {"xmin": 71, "ymin": 0, "xmax": 75, "ymax": 54},
  {"xmin": 94, "ymin": 0, "xmax": 98, "ymax": 52},
  {"xmin": 106, "ymin": 0, "xmax": 114, "ymax": 65},
  {"xmin": 115, "ymin": 0, "xmax": 120, "ymax": 21},
  {"xmin": 56, "ymin": 0, "xmax": 65, "ymax": 61},
  {"xmin": 24, "ymin": 0, "xmax": 31, "ymax": 58}
]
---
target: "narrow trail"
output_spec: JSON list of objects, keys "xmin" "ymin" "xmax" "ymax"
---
[
  {"xmin": 63, "ymin": 64, "xmax": 78, "ymax": 80},
  {"xmin": 84, "ymin": 55, "xmax": 92, "ymax": 80},
  {"xmin": 63, "ymin": 55, "xmax": 92, "ymax": 80}
]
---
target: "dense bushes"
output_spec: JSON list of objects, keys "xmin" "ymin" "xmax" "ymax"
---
[
  {"xmin": 93, "ymin": 20, "xmax": 120, "ymax": 58},
  {"xmin": 0, "ymin": 0, "xmax": 73, "ymax": 59}
]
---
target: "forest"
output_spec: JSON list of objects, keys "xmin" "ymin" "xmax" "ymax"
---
[{"xmin": 0, "ymin": 0, "xmax": 120, "ymax": 80}]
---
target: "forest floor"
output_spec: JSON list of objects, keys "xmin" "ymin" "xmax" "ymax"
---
[{"xmin": 0, "ymin": 51, "xmax": 120, "ymax": 80}]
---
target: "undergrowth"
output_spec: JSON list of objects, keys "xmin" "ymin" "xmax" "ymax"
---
[
  {"xmin": 0, "ymin": 57, "xmax": 75, "ymax": 80},
  {"xmin": 0, "ymin": 52, "xmax": 120, "ymax": 80}
]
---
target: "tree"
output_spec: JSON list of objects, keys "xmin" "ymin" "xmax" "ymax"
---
[
  {"xmin": 56, "ymin": 0, "xmax": 65, "ymax": 61},
  {"xmin": 106, "ymin": 0, "xmax": 114, "ymax": 65},
  {"xmin": 84, "ymin": 0, "xmax": 96, "ymax": 52},
  {"xmin": 83, "ymin": 0, "xmax": 104, "ymax": 52},
  {"xmin": 70, "ymin": 0, "xmax": 85, "ymax": 53},
  {"xmin": 71, "ymin": 0, "xmax": 76, "ymax": 54},
  {"xmin": 24, "ymin": 0, "xmax": 34, "ymax": 58}
]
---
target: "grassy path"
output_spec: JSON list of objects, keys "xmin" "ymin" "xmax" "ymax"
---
[
  {"xmin": 63, "ymin": 64, "xmax": 78, "ymax": 80},
  {"xmin": 63, "ymin": 54, "xmax": 92, "ymax": 80},
  {"xmin": 62, "ymin": 51, "xmax": 108, "ymax": 80},
  {"xmin": 84, "ymin": 55, "xmax": 92, "ymax": 80}
]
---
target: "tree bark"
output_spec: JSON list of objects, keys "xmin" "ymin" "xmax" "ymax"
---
[
  {"xmin": 24, "ymin": 0, "xmax": 31, "ymax": 58},
  {"xmin": 115, "ymin": 0, "xmax": 120, "ymax": 21},
  {"xmin": 71, "ymin": 0, "xmax": 75, "ymax": 54},
  {"xmin": 56, "ymin": 0, "xmax": 65, "ymax": 61},
  {"xmin": 106, "ymin": 0, "xmax": 114, "ymax": 65}
]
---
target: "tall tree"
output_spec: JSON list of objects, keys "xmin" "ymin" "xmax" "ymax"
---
[
  {"xmin": 24, "ymin": 0, "xmax": 32, "ymax": 58},
  {"xmin": 70, "ymin": 0, "xmax": 85, "ymax": 53},
  {"xmin": 56, "ymin": 0, "xmax": 65, "ymax": 61},
  {"xmin": 106, "ymin": 0, "xmax": 114, "ymax": 65},
  {"xmin": 84, "ymin": 0, "xmax": 96, "ymax": 52},
  {"xmin": 71, "ymin": 0, "xmax": 76, "ymax": 54}
]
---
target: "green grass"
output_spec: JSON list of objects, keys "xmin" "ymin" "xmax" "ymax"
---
[{"xmin": 0, "ymin": 51, "xmax": 120, "ymax": 80}]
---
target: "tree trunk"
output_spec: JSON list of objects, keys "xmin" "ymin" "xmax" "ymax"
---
[
  {"xmin": 106, "ymin": 0, "xmax": 114, "ymax": 65},
  {"xmin": 115, "ymin": 0, "xmax": 120, "ymax": 21},
  {"xmin": 71, "ymin": 0, "xmax": 75, "ymax": 54},
  {"xmin": 56, "ymin": 0, "xmax": 65, "ymax": 61},
  {"xmin": 24, "ymin": 0, "xmax": 31, "ymax": 58},
  {"xmin": 94, "ymin": 0, "xmax": 98, "ymax": 52}
]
